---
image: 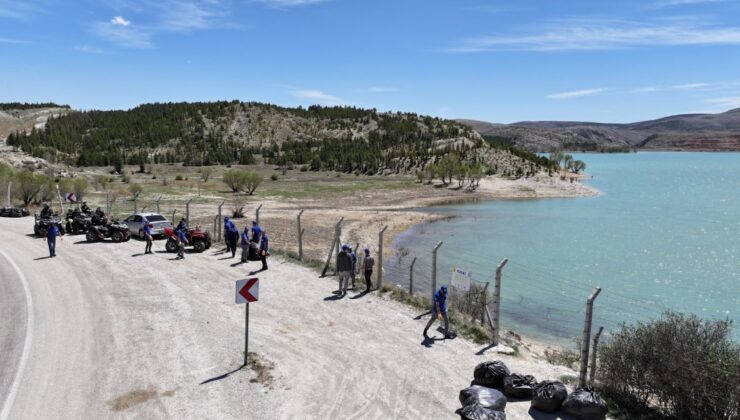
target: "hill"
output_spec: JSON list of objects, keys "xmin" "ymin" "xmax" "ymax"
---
[
  {"xmin": 3, "ymin": 101, "xmax": 550, "ymax": 177},
  {"xmin": 459, "ymin": 108, "xmax": 740, "ymax": 152}
]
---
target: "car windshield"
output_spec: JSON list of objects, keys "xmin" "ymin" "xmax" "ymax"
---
[{"xmin": 146, "ymin": 215, "xmax": 166, "ymax": 222}]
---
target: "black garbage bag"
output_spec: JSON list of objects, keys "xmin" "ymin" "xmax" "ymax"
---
[
  {"xmin": 561, "ymin": 388, "xmax": 608, "ymax": 420},
  {"xmin": 473, "ymin": 361, "xmax": 511, "ymax": 388},
  {"xmin": 531, "ymin": 380, "xmax": 568, "ymax": 413},
  {"xmin": 456, "ymin": 404, "xmax": 506, "ymax": 420},
  {"xmin": 503, "ymin": 374, "xmax": 538, "ymax": 399},
  {"xmin": 459, "ymin": 385, "xmax": 507, "ymax": 411}
]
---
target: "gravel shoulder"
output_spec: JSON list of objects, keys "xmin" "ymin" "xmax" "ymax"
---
[{"xmin": 0, "ymin": 216, "xmax": 579, "ymax": 419}]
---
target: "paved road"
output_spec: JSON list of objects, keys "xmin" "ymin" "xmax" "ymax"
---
[{"xmin": 0, "ymin": 251, "xmax": 31, "ymax": 420}]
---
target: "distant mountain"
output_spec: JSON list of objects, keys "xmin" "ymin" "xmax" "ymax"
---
[{"xmin": 458, "ymin": 108, "xmax": 740, "ymax": 152}]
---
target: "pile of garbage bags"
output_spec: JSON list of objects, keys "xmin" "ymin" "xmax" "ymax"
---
[{"xmin": 456, "ymin": 360, "xmax": 608, "ymax": 420}]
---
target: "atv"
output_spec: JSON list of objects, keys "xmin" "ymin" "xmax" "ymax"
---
[
  {"xmin": 85, "ymin": 218, "xmax": 131, "ymax": 243},
  {"xmin": 0, "ymin": 207, "xmax": 30, "ymax": 217},
  {"xmin": 34, "ymin": 214, "xmax": 65, "ymax": 237},
  {"xmin": 163, "ymin": 226, "xmax": 212, "ymax": 253},
  {"xmin": 65, "ymin": 208, "xmax": 93, "ymax": 235}
]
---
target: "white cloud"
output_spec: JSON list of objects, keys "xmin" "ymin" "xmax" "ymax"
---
[
  {"xmin": 158, "ymin": 1, "xmax": 226, "ymax": 31},
  {"xmin": 290, "ymin": 89, "xmax": 346, "ymax": 105},
  {"xmin": 94, "ymin": 21, "xmax": 152, "ymax": 48},
  {"xmin": 111, "ymin": 16, "xmax": 131, "ymax": 26},
  {"xmin": 356, "ymin": 87, "xmax": 400, "ymax": 93},
  {"xmin": 547, "ymin": 88, "xmax": 608, "ymax": 99},
  {"xmin": 705, "ymin": 96, "xmax": 740, "ymax": 109},
  {"xmin": 0, "ymin": 37, "xmax": 27, "ymax": 44},
  {"xmin": 256, "ymin": 0, "xmax": 329, "ymax": 8},
  {"xmin": 658, "ymin": 0, "xmax": 727, "ymax": 6},
  {"xmin": 451, "ymin": 20, "xmax": 740, "ymax": 52},
  {"xmin": 0, "ymin": 1, "xmax": 38, "ymax": 19},
  {"xmin": 632, "ymin": 86, "xmax": 660, "ymax": 93},
  {"xmin": 672, "ymin": 82, "xmax": 710, "ymax": 89},
  {"xmin": 74, "ymin": 44, "xmax": 105, "ymax": 54}
]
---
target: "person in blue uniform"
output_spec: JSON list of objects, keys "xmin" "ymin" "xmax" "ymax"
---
[{"xmin": 44, "ymin": 223, "xmax": 63, "ymax": 257}]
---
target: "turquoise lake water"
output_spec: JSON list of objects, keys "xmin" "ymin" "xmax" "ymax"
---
[{"xmin": 390, "ymin": 152, "xmax": 740, "ymax": 343}]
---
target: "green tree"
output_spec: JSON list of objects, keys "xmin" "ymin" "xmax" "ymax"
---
[
  {"xmin": 223, "ymin": 169, "xmax": 248, "ymax": 193},
  {"xmin": 243, "ymin": 171, "xmax": 263, "ymax": 195},
  {"xmin": 128, "ymin": 183, "xmax": 143, "ymax": 196},
  {"xmin": 14, "ymin": 171, "xmax": 44, "ymax": 205},
  {"xmin": 73, "ymin": 178, "xmax": 89, "ymax": 201},
  {"xmin": 571, "ymin": 160, "xmax": 586, "ymax": 174}
]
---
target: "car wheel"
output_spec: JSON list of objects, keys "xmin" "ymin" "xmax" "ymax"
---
[{"xmin": 138, "ymin": 229, "xmax": 144, "ymax": 239}]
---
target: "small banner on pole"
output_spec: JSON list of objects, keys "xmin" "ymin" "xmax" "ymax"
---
[{"xmin": 451, "ymin": 267, "xmax": 472, "ymax": 292}]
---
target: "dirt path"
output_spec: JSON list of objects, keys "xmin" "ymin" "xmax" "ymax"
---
[{"xmin": 0, "ymin": 216, "xmax": 579, "ymax": 419}]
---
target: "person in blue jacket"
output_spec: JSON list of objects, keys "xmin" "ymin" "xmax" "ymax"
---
[
  {"xmin": 349, "ymin": 246, "xmax": 358, "ymax": 289},
  {"xmin": 44, "ymin": 223, "xmax": 63, "ymax": 257},
  {"xmin": 176, "ymin": 227, "xmax": 188, "ymax": 259},
  {"xmin": 223, "ymin": 216, "xmax": 233, "ymax": 253},
  {"xmin": 240, "ymin": 225, "xmax": 251, "ymax": 263},
  {"xmin": 143, "ymin": 221, "xmax": 153, "ymax": 254},
  {"xmin": 250, "ymin": 221, "xmax": 262, "ymax": 243},
  {"xmin": 259, "ymin": 231, "xmax": 269, "ymax": 271},
  {"xmin": 423, "ymin": 285, "xmax": 452, "ymax": 339}
]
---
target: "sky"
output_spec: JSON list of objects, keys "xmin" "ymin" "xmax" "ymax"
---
[{"xmin": 2, "ymin": 0, "xmax": 740, "ymax": 123}]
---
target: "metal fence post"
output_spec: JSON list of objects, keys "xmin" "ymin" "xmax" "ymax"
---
[
  {"xmin": 321, "ymin": 217, "xmax": 343, "ymax": 277},
  {"xmin": 156, "ymin": 195, "xmax": 162, "ymax": 213},
  {"xmin": 297, "ymin": 209, "xmax": 304, "ymax": 260},
  {"xmin": 377, "ymin": 225, "xmax": 388, "ymax": 290},
  {"xmin": 217, "ymin": 200, "xmax": 224, "ymax": 241},
  {"xmin": 589, "ymin": 326, "xmax": 605, "ymax": 386},
  {"xmin": 579, "ymin": 287, "xmax": 602, "ymax": 388},
  {"xmin": 480, "ymin": 282, "xmax": 490, "ymax": 326},
  {"xmin": 409, "ymin": 257, "xmax": 417, "ymax": 295},
  {"xmin": 431, "ymin": 241, "xmax": 443, "ymax": 300},
  {"xmin": 185, "ymin": 198, "xmax": 193, "ymax": 224},
  {"xmin": 492, "ymin": 258, "xmax": 508, "ymax": 345},
  {"xmin": 213, "ymin": 215, "xmax": 218, "ymax": 235},
  {"xmin": 255, "ymin": 204, "xmax": 262, "ymax": 225},
  {"xmin": 172, "ymin": 209, "xmax": 177, "ymax": 224},
  {"xmin": 133, "ymin": 193, "xmax": 139, "ymax": 214},
  {"xmin": 6, "ymin": 181, "xmax": 12, "ymax": 207}
]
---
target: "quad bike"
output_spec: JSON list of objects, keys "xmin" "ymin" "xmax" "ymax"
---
[
  {"xmin": 65, "ymin": 208, "xmax": 93, "ymax": 235},
  {"xmin": 163, "ymin": 226, "xmax": 212, "ymax": 253},
  {"xmin": 85, "ymin": 219, "xmax": 131, "ymax": 243},
  {"xmin": 33, "ymin": 214, "xmax": 65, "ymax": 237},
  {"xmin": 0, "ymin": 207, "xmax": 30, "ymax": 217}
]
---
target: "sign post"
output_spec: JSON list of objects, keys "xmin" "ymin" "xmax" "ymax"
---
[{"xmin": 235, "ymin": 278, "xmax": 259, "ymax": 366}]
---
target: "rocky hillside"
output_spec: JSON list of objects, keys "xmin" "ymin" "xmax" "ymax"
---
[
  {"xmin": 3, "ymin": 101, "xmax": 547, "ymax": 177},
  {"xmin": 459, "ymin": 108, "xmax": 740, "ymax": 152},
  {"xmin": 0, "ymin": 104, "xmax": 70, "ymax": 140}
]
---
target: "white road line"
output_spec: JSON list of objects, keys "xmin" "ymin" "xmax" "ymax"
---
[{"xmin": 0, "ymin": 250, "xmax": 34, "ymax": 420}]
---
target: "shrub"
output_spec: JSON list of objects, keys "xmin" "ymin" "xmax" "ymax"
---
[
  {"xmin": 598, "ymin": 311, "xmax": 739, "ymax": 420},
  {"xmin": 223, "ymin": 169, "xmax": 263, "ymax": 195},
  {"xmin": 129, "ymin": 183, "xmax": 143, "ymax": 196},
  {"xmin": 175, "ymin": 174, "xmax": 183, "ymax": 181},
  {"xmin": 270, "ymin": 174, "xmax": 278, "ymax": 181},
  {"xmin": 300, "ymin": 165, "xmax": 308, "ymax": 172}
]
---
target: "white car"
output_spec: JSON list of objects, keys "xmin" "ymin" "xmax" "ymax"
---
[{"xmin": 123, "ymin": 213, "xmax": 172, "ymax": 239}]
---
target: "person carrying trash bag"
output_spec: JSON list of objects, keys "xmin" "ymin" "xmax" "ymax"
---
[
  {"xmin": 240, "ymin": 226, "xmax": 250, "ymax": 263},
  {"xmin": 337, "ymin": 244, "xmax": 353, "ymax": 296},
  {"xmin": 423, "ymin": 285, "xmax": 452, "ymax": 339}
]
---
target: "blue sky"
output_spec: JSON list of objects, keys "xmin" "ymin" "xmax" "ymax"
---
[{"xmin": 2, "ymin": 0, "xmax": 740, "ymax": 123}]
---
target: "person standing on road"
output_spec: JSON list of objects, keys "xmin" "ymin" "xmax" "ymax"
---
[
  {"xmin": 362, "ymin": 247, "xmax": 374, "ymax": 292},
  {"xmin": 337, "ymin": 244, "xmax": 353, "ymax": 296},
  {"xmin": 250, "ymin": 220, "xmax": 262, "ymax": 243},
  {"xmin": 240, "ymin": 226, "xmax": 250, "ymax": 263},
  {"xmin": 223, "ymin": 217, "xmax": 232, "ymax": 253},
  {"xmin": 349, "ymin": 247, "xmax": 359, "ymax": 289},
  {"xmin": 143, "ymin": 221, "xmax": 153, "ymax": 254},
  {"xmin": 228, "ymin": 223, "xmax": 239, "ymax": 259},
  {"xmin": 259, "ymin": 231, "xmax": 269, "ymax": 271},
  {"xmin": 423, "ymin": 285, "xmax": 452, "ymax": 339},
  {"xmin": 176, "ymin": 227, "xmax": 188, "ymax": 259},
  {"xmin": 44, "ymin": 223, "xmax": 62, "ymax": 258}
]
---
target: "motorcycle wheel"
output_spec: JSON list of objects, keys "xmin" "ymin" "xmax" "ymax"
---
[
  {"xmin": 86, "ymin": 231, "xmax": 97, "ymax": 242},
  {"xmin": 165, "ymin": 238, "xmax": 178, "ymax": 253},
  {"xmin": 192, "ymin": 239, "xmax": 205, "ymax": 253},
  {"xmin": 111, "ymin": 231, "xmax": 123, "ymax": 242}
]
